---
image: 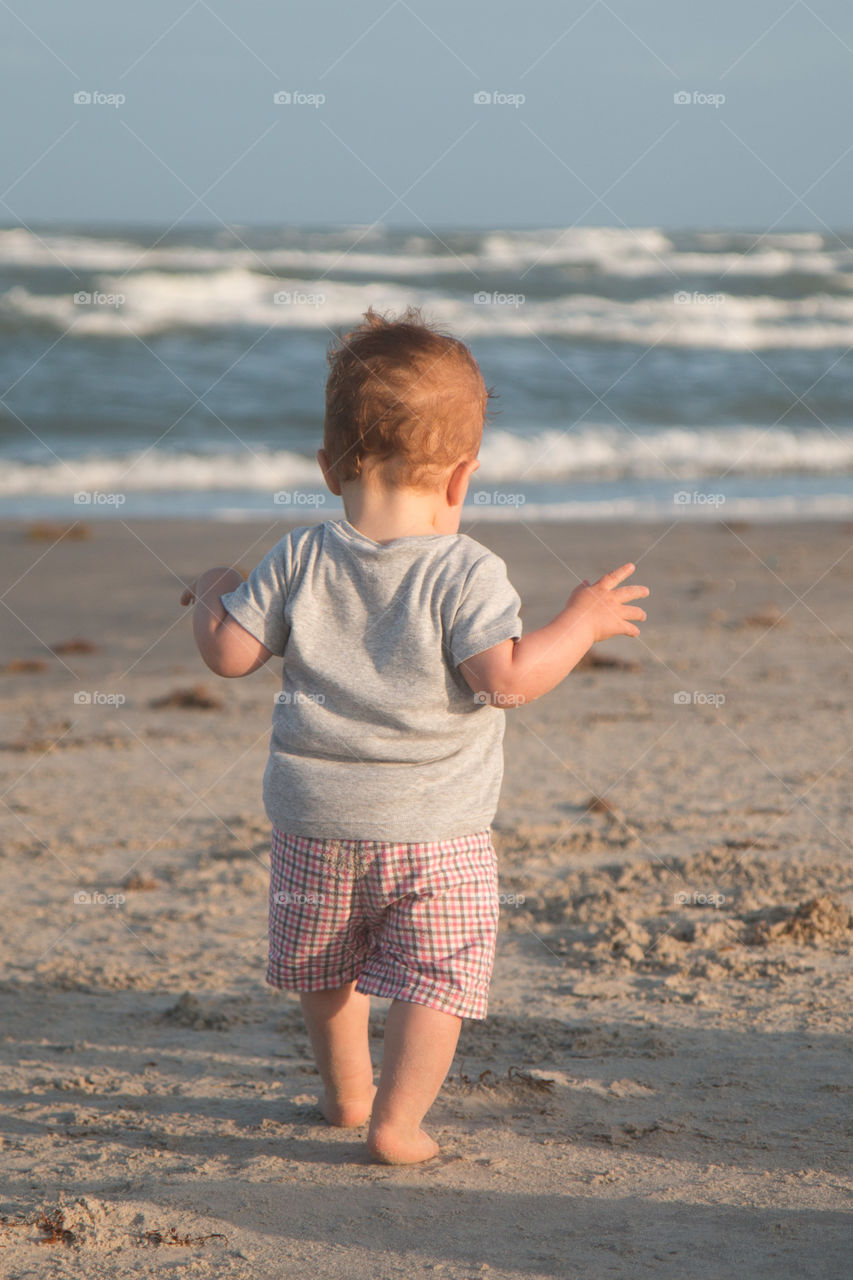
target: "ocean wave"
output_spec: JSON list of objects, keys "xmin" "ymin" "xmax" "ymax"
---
[
  {"xmin": 6, "ymin": 269, "xmax": 853, "ymax": 348},
  {"xmin": 0, "ymin": 227, "xmax": 479, "ymax": 277},
  {"xmin": 1, "ymin": 225, "xmax": 850, "ymax": 285},
  {"xmin": 4, "ymin": 427, "xmax": 853, "ymax": 497},
  {"xmin": 477, "ymin": 426, "xmax": 853, "ymax": 481},
  {"xmin": 0, "ymin": 446, "xmax": 322, "ymax": 497}
]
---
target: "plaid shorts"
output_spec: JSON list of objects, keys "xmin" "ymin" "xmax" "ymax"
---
[{"xmin": 267, "ymin": 826, "xmax": 499, "ymax": 1020}]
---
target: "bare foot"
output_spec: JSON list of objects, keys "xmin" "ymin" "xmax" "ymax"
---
[
  {"xmin": 366, "ymin": 1123, "xmax": 440, "ymax": 1165},
  {"xmin": 320, "ymin": 1084, "xmax": 377, "ymax": 1128}
]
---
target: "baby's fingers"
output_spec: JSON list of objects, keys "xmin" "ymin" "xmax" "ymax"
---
[
  {"xmin": 597, "ymin": 563, "xmax": 637, "ymax": 590},
  {"xmin": 614, "ymin": 583, "xmax": 650, "ymax": 602}
]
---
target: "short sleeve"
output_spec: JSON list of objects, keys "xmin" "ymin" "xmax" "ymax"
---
[
  {"xmin": 220, "ymin": 539, "xmax": 290, "ymax": 657},
  {"xmin": 447, "ymin": 551, "xmax": 523, "ymax": 666}
]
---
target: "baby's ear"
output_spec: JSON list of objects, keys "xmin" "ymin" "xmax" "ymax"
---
[
  {"xmin": 316, "ymin": 448, "xmax": 342, "ymax": 496},
  {"xmin": 447, "ymin": 456, "xmax": 481, "ymax": 507}
]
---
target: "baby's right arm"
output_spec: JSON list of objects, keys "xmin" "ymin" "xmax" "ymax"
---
[{"xmin": 458, "ymin": 563, "xmax": 648, "ymax": 706}]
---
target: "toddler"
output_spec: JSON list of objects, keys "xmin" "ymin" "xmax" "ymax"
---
[{"xmin": 180, "ymin": 306, "xmax": 648, "ymax": 1164}]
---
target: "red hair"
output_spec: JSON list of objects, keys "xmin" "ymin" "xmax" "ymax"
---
[{"xmin": 323, "ymin": 306, "xmax": 493, "ymax": 490}]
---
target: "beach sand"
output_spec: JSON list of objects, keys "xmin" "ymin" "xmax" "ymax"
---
[{"xmin": 0, "ymin": 515, "xmax": 850, "ymax": 1279}]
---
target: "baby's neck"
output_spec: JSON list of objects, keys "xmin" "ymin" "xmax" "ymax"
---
[{"xmin": 339, "ymin": 480, "xmax": 459, "ymax": 543}]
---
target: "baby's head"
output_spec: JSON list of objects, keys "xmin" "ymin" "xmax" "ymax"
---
[{"xmin": 321, "ymin": 306, "xmax": 492, "ymax": 495}]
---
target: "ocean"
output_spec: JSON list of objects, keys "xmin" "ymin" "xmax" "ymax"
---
[{"xmin": 2, "ymin": 222, "xmax": 853, "ymax": 522}]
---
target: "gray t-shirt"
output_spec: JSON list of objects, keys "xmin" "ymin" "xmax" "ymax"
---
[{"xmin": 219, "ymin": 517, "xmax": 523, "ymax": 841}]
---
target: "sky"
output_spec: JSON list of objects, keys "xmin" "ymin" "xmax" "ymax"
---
[{"xmin": 0, "ymin": 0, "xmax": 851, "ymax": 231}]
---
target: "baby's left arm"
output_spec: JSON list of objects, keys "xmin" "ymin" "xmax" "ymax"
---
[{"xmin": 180, "ymin": 566, "xmax": 272, "ymax": 677}]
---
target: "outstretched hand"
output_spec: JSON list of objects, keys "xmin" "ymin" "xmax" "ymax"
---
[
  {"xmin": 565, "ymin": 563, "xmax": 649, "ymax": 643},
  {"xmin": 180, "ymin": 578, "xmax": 201, "ymax": 607}
]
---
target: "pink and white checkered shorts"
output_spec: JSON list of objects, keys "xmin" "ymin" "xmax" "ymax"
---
[{"xmin": 267, "ymin": 827, "xmax": 499, "ymax": 1020}]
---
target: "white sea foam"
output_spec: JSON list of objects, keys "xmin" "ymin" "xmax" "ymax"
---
[
  {"xmin": 476, "ymin": 426, "xmax": 853, "ymax": 481},
  {"xmin": 0, "ymin": 228, "xmax": 476, "ymax": 276},
  {"xmin": 4, "ymin": 427, "xmax": 853, "ymax": 498},
  {"xmin": 6, "ymin": 268, "xmax": 853, "ymax": 348},
  {"xmin": 0, "ymin": 447, "xmax": 322, "ymax": 497},
  {"xmin": 0, "ymin": 273, "xmax": 415, "ymax": 334},
  {"xmin": 1, "ymin": 225, "xmax": 849, "ymax": 283}
]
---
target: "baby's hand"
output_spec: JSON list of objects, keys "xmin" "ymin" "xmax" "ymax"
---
[
  {"xmin": 180, "ymin": 577, "xmax": 201, "ymax": 606},
  {"xmin": 566, "ymin": 563, "xmax": 649, "ymax": 643}
]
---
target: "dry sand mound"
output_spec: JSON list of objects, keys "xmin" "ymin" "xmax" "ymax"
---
[{"xmin": 745, "ymin": 894, "xmax": 852, "ymax": 946}]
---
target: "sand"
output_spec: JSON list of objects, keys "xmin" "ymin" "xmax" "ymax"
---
[{"xmin": 0, "ymin": 515, "xmax": 851, "ymax": 1279}]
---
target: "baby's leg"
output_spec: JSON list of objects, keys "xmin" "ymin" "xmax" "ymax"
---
[
  {"xmin": 299, "ymin": 982, "xmax": 376, "ymax": 1127},
  {"xmin": 367, "ymin": 999, "xmax": 462, "ymax": 1165}
]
